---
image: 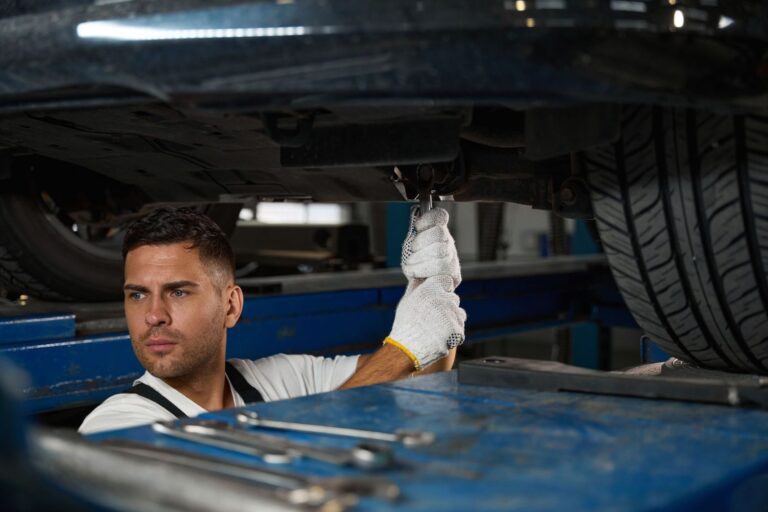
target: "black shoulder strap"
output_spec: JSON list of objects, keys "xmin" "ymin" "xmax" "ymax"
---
[
  {"xmin": 122, "ymin": 383, "xmax": 188, "ymax": 419},
  {"xmin": 225, "ymin": 361, "xmax": 265, "ymax": 404}
]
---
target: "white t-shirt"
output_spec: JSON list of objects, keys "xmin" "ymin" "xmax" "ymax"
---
[{"xmin": 78, "ymin": 353, "xmax": 359, "ymax": 435}]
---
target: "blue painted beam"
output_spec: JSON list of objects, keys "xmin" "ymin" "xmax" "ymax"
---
[{"xmin": 0, "ymin": 313, "xmax": 75, "ymax": 345}]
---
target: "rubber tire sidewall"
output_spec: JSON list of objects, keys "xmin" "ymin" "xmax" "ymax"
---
[{"xmin": 0, "ymin": 186, "xmax": 123, "ymax": 301}]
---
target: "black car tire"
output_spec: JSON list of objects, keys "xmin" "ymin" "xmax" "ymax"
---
[
  {"xmin": 584, "ymin": 107, "xmax": 768, "ymax": 374},
  {"xmin": 0, "ymin": 184, "xmax": 124, "ymax": 302}
]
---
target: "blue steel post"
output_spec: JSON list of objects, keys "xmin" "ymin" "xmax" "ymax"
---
[
  {"xmin": 385, "ymin": 203, "xmax": 412, "ymax": 267},
  {"xmin": 570, "ymin": 220, "xmax": 610, "ymax": 369}
]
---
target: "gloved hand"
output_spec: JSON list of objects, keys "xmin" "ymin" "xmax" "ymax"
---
[
  {"xmin": 385, "ymin": 275, "xmax": 466, "ymax": 370},
  {"xmin": 401, "ymin": 207, "xmax": 461, "ymax": 293}
]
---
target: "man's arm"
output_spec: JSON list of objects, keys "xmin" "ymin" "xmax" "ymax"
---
[
  {"xmin": 339, "ymin": 345, "xmax": 456, "ymax": 390},
  {"xmin": 337, "ymin": 207, "xmax": 464, "ymax": 391},
  {"xmin": 423, "ymin": 348, "xmax": 456, "ymax": 374}
]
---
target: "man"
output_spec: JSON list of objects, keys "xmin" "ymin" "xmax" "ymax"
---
[{"xmin": 79, "ymin": 206, "xmax": 464, "ymax": 434}]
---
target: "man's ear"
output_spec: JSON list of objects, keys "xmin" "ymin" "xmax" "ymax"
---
[{"xmin": 224, "ymin": 285, "xmax": 244, "ymax": 328}]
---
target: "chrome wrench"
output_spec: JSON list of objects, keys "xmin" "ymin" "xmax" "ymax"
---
[
  {"xmin": 100, "ymin": 438, "xmax": 400, "ymax": 504},
  {"xmin": 236, "ymin": 411, "xmax": 435, "ymax": 447},
  {"xmin": 417, "ymin": 163, "xmax": 435, "ymax": 215},
  {"xmin": 170, "ymin": 419, "xmax": 394, "ymax": 470},
  {"xmin": 153, "ymin": 420, "xmax": 295, "ymax": 464},
  {"xmin": 38, "ymin": 430, "xmax": 339, "ymax": 512}
]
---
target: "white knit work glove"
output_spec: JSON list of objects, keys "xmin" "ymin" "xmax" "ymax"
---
[
  {"xmin": 401, "ymin": 207, "xmax": 461, "ymax": 293},
  {"xmin": 385, "ymin": 275, "xmax": 466, "ymax": 370}
]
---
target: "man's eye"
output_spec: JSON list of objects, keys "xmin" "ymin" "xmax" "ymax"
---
[
  {"xmin": 171, "ymin": 289, "xmax": 187, "ymax": 298},
  {"xmin": 129, "ymin": 292, "xmax": 145, "ymax": 301}
]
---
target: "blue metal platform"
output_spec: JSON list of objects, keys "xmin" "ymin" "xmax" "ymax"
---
[{"xmin": 86, "ymin": 370, "xmax": 768, "ymax": 512}]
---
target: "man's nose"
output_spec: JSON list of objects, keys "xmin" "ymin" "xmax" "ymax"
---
[{"xmin": 145, "ymin": 296, "xmax": 170, "ymax": 326}]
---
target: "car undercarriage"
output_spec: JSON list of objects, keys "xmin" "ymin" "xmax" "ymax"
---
[{"xmin": 1, "ymin": 0, "xmax": 767, "ymax": 373}]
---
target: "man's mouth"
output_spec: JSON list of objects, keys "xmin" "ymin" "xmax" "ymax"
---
[{"xmin": 145, "ymin": 337, "xmax": 178, "ymax": 353}]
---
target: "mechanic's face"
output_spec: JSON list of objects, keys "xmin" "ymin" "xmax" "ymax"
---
[{"xmin": 123, "ymin": 243, "xmax": 241, "ymax": 380}]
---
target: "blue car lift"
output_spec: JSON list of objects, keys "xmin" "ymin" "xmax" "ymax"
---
[
  {"xmin": 0, "ymin": 255, "xmax": 633, "ymax": 414},
  {"xmin": 2, "ymin": 255, "xmax": 768, "ymax": 511}
]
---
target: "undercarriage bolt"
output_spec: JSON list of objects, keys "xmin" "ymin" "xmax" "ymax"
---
[{"xmin": 560, "ymin": 186, "xmax": 576, "ymax": 205}]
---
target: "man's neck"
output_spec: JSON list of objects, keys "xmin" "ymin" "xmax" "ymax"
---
[{"xmin": 162, "ymin": 362, "xmax": 234, "ymax": 412}]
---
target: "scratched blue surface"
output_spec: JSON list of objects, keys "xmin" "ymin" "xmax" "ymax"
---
[{"xmin": 89, "ymin": 372, "xmax": 768, "ymax": 512}]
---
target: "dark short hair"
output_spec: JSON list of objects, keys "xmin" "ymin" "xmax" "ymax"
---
[{"xmin": 122, "ymin": 207, "xmax": 235, "ymax": 280}]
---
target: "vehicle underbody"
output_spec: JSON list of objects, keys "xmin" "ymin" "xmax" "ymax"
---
[{"xmin": 1, "ymin": 0, "xmax": 767, "ymax": 374}]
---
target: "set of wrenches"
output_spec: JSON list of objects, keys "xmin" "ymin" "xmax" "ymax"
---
[
  {"xmin": 99, "ymin": 412, "xmax": 436, "ymax": 510},
  {"xmin": 152, "ymin": 411, "xmax": 434, "ymax": 469}
]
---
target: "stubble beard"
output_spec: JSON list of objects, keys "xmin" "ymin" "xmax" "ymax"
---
[{"xmin": 133, "ymin": 315, "xmax": 225, "ymax": 380}]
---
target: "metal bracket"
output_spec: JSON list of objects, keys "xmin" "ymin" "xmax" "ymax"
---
[
  {"xmin": 262, "ymin": 112, "xmax": 315, "ymax": 148},
  {"xmin": 552, "ymin": 176, "xmax": 593, "ymax": 219},
  {"xmin": 458, "ymin": 357, "xmax": 768, "ymax": 409}
]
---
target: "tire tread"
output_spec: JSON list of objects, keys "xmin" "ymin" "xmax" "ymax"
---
[{"xmin": 585, "ymin": 106, "xmax": 768, "ymax": 373}]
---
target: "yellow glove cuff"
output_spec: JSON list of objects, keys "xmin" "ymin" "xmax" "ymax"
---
[{"xmin": 383, "ymin": 336, "xmax": 422, "ymax": 371}]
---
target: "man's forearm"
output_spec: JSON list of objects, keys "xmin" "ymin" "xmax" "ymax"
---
[
  {"xmin": 339, "ymin": 344, "xmax": 411, "ymax": 389},
  {"xmin": 339, "ymin": 344, "xmax": 456, "ymax": 390},
  {"xmin": 420, "ymin": 347, "xmax": 456, "ymax": 375}
]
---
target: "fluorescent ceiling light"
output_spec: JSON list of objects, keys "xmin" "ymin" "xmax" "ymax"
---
[{"xmin": 77, "ymin": 21, "xmax": 307, "ymax": 41}]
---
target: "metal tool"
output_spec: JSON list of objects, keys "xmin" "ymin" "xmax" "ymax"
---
[
  {"xmin": 153, "ymin": 420, "xmax": 294, "ymax": 464},
  {"xmin": 236, "ymin": 410, "xmax": 436, "ymax": 447},
  {"xmin": 417, "ymin": 163, "xmax": 435, "ymax": 214},
  {"xmin": 161, "ymin": 419, "xmax": 394, "ymax": 470},
  {"xmin": 100, "ymin": 439, "xmax": 400, "ymax": 512},
  {"xmin": 100, "ymin": 438, "xmax": 401, "ymax": 504},
  {"xmin": 459, "ymin": 356, "xmax": 768, "ymax": 409},
  {"xmin": 37, "ymin": 430, "xmax": 336, "ymax": 512}
]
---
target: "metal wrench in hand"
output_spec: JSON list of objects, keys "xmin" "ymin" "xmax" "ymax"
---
[
  {"xmin": 417, "ymin": 163, "xmax": 435, "ymax": 215},
  {"xmin": 236, "ymin": 411, "xmax": 435, "ymax": 447}
]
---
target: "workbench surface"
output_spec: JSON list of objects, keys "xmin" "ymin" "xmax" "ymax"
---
[{"xmin": 89, "ymin": 370, "xmax": 768, "ymax": 511}]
